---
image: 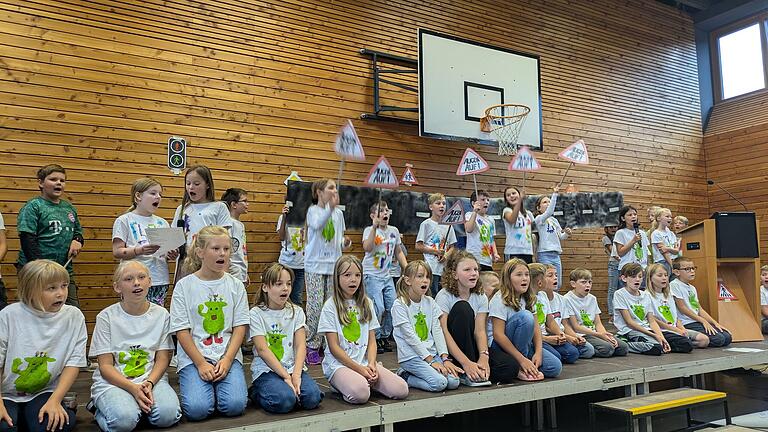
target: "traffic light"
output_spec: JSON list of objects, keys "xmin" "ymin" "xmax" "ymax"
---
[{"xmin": 168, "ymin": 136, "xmax": 186, "ymax": 174}]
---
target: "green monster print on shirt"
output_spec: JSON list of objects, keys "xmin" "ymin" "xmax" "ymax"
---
[
  {"xmin": 657, "ymin": 304, "xmax": 675, "ymax": 324},
  {"xmin": 266, "ymin": 324, "xmax": 287, "ymax": 361},
  {"xmin": 119, "ymin": 345, "xmax": 149, "ymax": 378},
  {"xmin": 198, "ymin": 294, "xmax": 227, "ymax": 346},
  {"xmin": 322, "ymin": 219, "xmax": 335, "ymax": 242},
  {"xmin": 633, "ymin": 242, "xmax": 644, "ymax": 261},
  {"xmin": 535, "ymin": 302, "xmax": 546, "ymax": 325},
  {"xmin": 630, "ymin": 304, "xmax": 646, "ymax": 321},
  {"xmin": 342, "ymin": 308, "xmax": 361, "ymax": 343},
  {"xmin": 688, "ymin": 292, "xmax": 701, "ymax": 313},
  {"xmin": 580, "ymin": 311, "xmax": 595, "ymax": 330},
  {"xmin": 414, "ymin": 310, "xmax": 428, "ymax": 342},
  {"xmin": 12, "ymin": 352, "xmax": 55, "ymax": 394}
]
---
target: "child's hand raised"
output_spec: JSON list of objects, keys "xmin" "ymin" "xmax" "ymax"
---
[
  {"xmin": 564, "ymin": 227, "xmax": 573, "ymax": 236},
  {"xmin": 282, "ymin": 205, "xmax": 291, "ymax": 215},
  {"xmin": 472, "ymin": 201, "xmax": 484, "ymax": 213},
  {"xmin": 553, "ymin": 185, "xmax": 560, "ymax": 193}
]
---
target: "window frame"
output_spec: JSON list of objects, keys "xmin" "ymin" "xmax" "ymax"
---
[{"xmin": 710, "ymin": 13, "xmax": 768, "ymax": 103}]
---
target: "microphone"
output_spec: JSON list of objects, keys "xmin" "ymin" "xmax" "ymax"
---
[
  {"xmin": 633, "ymin": 222, "xmax": 640, "ymax": 235},
  {"xmin": 707, "ymin": 179, "xmax": 748, "ymax": 212}
]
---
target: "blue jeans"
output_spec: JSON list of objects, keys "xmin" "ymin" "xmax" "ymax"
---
[
  {"xmin": 542, "ymin": 340, "xmax": 594, "ymax": 363},
  {"xmin": 94, "ymin": 380, "xmax": 181, "ymax": 431},
  {"xmin": 491, "ymin": 310, "xmax": 562, "ymax": 378},
  {"xmin": 364, "ymin": 274, "xmax": 395, "ymax": 339},
  {"xmin": 0, "ymin": 392, "xmax": 76, "ymax": 432},
  {"xmin": 178, "ymin": 360, "xmax": 247, "ymax": 421},
  {"xmin": 289, "ymin": 268, "xmax": 305, "ymax": 305},
  {"xmin": 248, "ymin": 371, "xmax": 323, "ymax": 413},
  {"xmin": 399, "ymin": 357, "xmax": 460, "ymax": 392},
  {"xmin": 537, "ymin": 251, "xmax": 562, "ymax": 290},
  {"xmin": 430, "ymin": 274, "xmax": 442, "ymax": 297},
  {"xmin": 607, "ymin": 260, "xmax": 619, "ymax": 314}
]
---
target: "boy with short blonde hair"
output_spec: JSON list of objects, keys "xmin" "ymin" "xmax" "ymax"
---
[{"xmin": 416, "ymin": 193, "xmax": 457, "ymax": 296}]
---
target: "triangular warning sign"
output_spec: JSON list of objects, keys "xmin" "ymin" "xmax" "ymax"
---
[
  {"xmin": 364, "ymin": 156, "xmax": 399, "ymax": 189},
  {"xmin": 456, "ymin": 148, "xmax": 490, "ymax": 175},
  {"xmin": 717, "ymin": 279, "xmax": 738, "ymax": 301},
  {"xmin": 334, "ymin": 120, "xmax": 366, "ymax": 161},
  {"xmin": 283, "ymin": 170, "xmax": 302, "ymax": 186},
  {"xmin": 558, "ymin": 139, "xmax": 589, "ymax": 164},
  {"xmin": 401, "ymin": 164, "xmax": 418, "ymax": 186},
  {"xmin": 508, "ymin": 146, "xmax": 541, "ymax": 172},
  {"xmin": 440, "ymin": 200, "xmax": 465, "ymax": 225}
]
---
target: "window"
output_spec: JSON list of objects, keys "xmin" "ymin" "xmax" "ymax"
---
[{"xmin": 717, "ymin": 23, "xmax": 765, "ymax": 99}]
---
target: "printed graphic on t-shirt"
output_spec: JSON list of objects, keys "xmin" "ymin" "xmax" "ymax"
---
[
  {"xmin": 535, "ymin": 301, "xmax": 546, "ymax": 325},
  {"xmin": 372, "ymin": 231, "xmax": 397, "ymax": 270},
  {"xmin": 48, "ymin": 219, "xmax": 63, "ymax": 235},
  {"xmin": 631, "ymin": 304, "xmax": 646, "ymax": 321},
  {"xmin": 266, "ymin": 324, "xmax": 287, "ymax": 361},
  {"xmin": 12, "ymin": 352, "xmax": 55, "ymax": 393},
  {"xmin": 342, "ymin": 307, "xmax": 361, "ymax": 343},
  {"xmin": 657, "ymin": 302, "xmax": 674, "ymax": 324},
  {"xmin": 688, "ymin": 292, "xmax": 700, "ymax": 312},
  {"xmin": 414, "ymin": 310, "xmax": 428, "ymax": 341},
  {"xmin": 633, "ymin": 242, "xmax": 644, "ymax": 260},
  {"xmin": 580, "ymin": 311, "xmax": 595, "ymax": 330},
  {"xmin": 119, "ymin": 346, "xmax": 150, "ymax": 378},
  {"xmin": 478, "ymin": 219, "xmax": 493, "ymax": 258},
  {"xmin": 290, "ymin": 229, "xmax": 305, "ymax": 252},
  {"xmin": 545, "ymin": 219, "xmax": 556, "ymax": 234},
  {"xmin": 322, "ymin": 220, "xmax": 335, "ymax": 242},
  {"xmin": 198, "ymin": 294, "xmax": 227, "ymax": 354}
]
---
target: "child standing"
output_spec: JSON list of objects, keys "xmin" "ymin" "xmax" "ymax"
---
[
  {"xmin": 362, "ymin": 201, "xmax": 407, "ymax": 354},
  {"xmin": 416, "ymin": 193, "xmax": 457, "ymax": 297},
  {"xmin": 761, "ymin": 265, "xmax": 768, "ymax": 334},
  {"xmin": 305, "ymin": 179, "xmax": 349, "ymax": 365},
  {"xmin": 602, "ymin": 225, "xmax": 619, "ymax": 315},
  {"xmin": 464, "ymin": 190, "xmax": 500, "ymax": 271},
  {"xmin": 248, "ymin": 263, "xmax": 323, "ymax": 413},
  {"xmin": 534, "ymin": 186, "xmax": 571, "ymax": 288},
  {"xmin": 671, "ymin": 257, "xmax": 732, "ymax": 347},
  {"xmin": 393, "ymin": 261, "xmax": 460, "ymax": 392},
  {"xmin": 16, "ymin": 164, "xmax": 84, "ymax": 307},
  {"xmin": 172, "ymin": 165, "xmax": 232, "ymax": 283},
  {"xmin": 488, "ymin": 259, "xmax": 561, "ymax": 381},
  {"xmin": 565, "ymin": 268, "xmax": 629, "ymax": 357},
  {"xmin": 318, "ymin": 255, "xmax": 408, "ymax": 404},
  {"xmin": 221, "ymin": 188, "xmax": 249, "ymax": 285},
  {"xmin": 89, "ymin": 261, "xmax": 181, "ymax": 431},
  {"xmin": 112, "ymin": 177, "xmax": 174, "ymax": 306},
  {"xmin": 277, "ymin": 204, "xmax": 305, "ymax": 305},
  {"xmin": 0, "ymin": 210, "xmax": 6, "ymax": 310},
  {"xmin": 502, "ymin": 186, "xmax": 534, "ymax": 263},
  {"xmin": 614, "ymin": 206, "xmax": 650, "ymax": 275},
  {"xmin": 646, "ymin": 264, "xmax": 707, "ymax": 349},
  {"xmin": 435, "ymin": 251, "xmax": 495, "ymax": 386},
  {"xmin": 673, "ymin": 215, "xmax": 689, "ymax": 234},
  {"xmin": 651, "ymin": 208, "xmax": 680, "ymax": 277},
  {"xmin": 0, "ymin": 260, "xmax": 87, "ymax": 432},
  {"xmin": 613, "ymin": 264, "xmax": 668, "ymax": 355},
  {"xmin": 170, "ymin": 226, "xmax": 249, "ymax": 421}
]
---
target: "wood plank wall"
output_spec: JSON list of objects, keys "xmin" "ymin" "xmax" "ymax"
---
[{"xmin": 0, "ymin": 0, "xmax": 706, "ymax": 331}]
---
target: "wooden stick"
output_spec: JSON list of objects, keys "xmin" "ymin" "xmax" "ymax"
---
[
  {"xmin": 472, "ymin": 173, "xmax": 479, "ymax": 199},
  {"xmin": 337, "ymin": 159, "xmax": 346, "ymax": 186},
  {"xmin": 557, "ymin": 162, "xmax": 574, "ymax": 188}
]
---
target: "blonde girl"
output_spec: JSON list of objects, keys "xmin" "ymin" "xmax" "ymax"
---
[
  {"xmin": 534, "ymin": 185, "xmax": 572, "ymax": 288},
  {"xmin": 646, "ymin": 264, "xmax": 703, "ymax": 351},
  {"xmin": 317, "ymin": 255, "xmax": 408, "ymax": 404},
  {"xmin": 0, "ymin": 260, "xmax": 87, "ymax": 432},
  {"xmin": 651, "ymin": 208, "xmax": 681, "ymax": 277},
  {"xmin": 169, "ymin": 226, "xmax": 249, "ymax": 421}
]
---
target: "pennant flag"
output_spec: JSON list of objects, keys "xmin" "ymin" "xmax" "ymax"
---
[
  {"xmin": 283, "ymin": 170, "xmax": 302, "ymax": 186},
  {"xmin": 334, "ymin": 120, "xmax": 366, "ymax": 161},
  {"xmin": 559, "ymin": 139, "xmax": 589, "ymax": 164},
  {"xmin": 364, "ymin": 156, "xmax": 399, "ymax": 189},
  {"xmin": 508, "ymin": 146, "xmax": 541, "ymax": 172},
  {"xmin": 456, "ymin": 148, "xmax": 490, "ymax": 175},
  {"xmin": 717, "ymin": 279, "xmax": 737, "ymax": 301},
  {"xmin": 440, "ymin": 200, "xmax": 466, "ymax": 225},
  {"xmin": 401, "ymin": 163, "xmax": 418, "ymax": 186}
]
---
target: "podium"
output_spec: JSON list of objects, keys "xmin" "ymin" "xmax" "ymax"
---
[{"xmin": 680, "ymin": 212, "xmax": 762, "ymax": 342}]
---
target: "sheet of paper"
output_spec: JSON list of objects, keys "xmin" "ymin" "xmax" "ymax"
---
[
  {"xmin": 724, "ymin": 347, "xmax": 765, "ymax": 353},
  {"xmin": 146, "ymin": 227, "xmax": 186, "ymax": 258}
]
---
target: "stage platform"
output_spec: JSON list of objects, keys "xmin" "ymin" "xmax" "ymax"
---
[{"xmin": 70, "ymin": 341, "xmax": 768, "ymax": 432}]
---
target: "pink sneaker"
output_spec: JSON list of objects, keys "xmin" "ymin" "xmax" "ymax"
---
[{"xmin": 306, "ymin": 348, "xmax": 322, "ymax": 365}]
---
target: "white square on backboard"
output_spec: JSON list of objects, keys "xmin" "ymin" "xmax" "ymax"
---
[{"xmin": 418, "ymin": 29, "xmax": 542, "ymax": 148}]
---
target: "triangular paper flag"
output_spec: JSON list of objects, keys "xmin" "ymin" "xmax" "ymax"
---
[
  {"xmin": 283, "ymin": 170, "xmax": 302, "ymax": 186},
  {"xmin": 334, "ymin": 120, "xmax": 366, "ymax": 161},
  {"xmin": 401, "ymin": 164, "xmax": 418, "ymax": 186},
  {"xmin": 717, "ymin": 279, "xmax": 738, "ymax": 301},
  {"xmin": 456, "ymin": 148, "xmax": 490, "ymax": 175},
  {"xmin": 364, "ymin": 156, "xmax": 399, "ymax": 189},
  {"xmin": 559, "ymin": 139, "xmax": 589, "ymax": 164},
  {"xmin": 440, "ymin": 200, "xmax": 465, "ymax": 225},
  {"xmin": 508, "ymin": 146, "xmax": 541, "ymax": 172}
]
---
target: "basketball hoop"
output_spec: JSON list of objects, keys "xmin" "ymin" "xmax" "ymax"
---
[{"xmin": 480, "ymin": 104, "xmax": 530, "ymax": 155}]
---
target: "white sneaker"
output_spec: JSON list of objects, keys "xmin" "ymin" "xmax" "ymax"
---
[{"xmin": 459, "ymin": 374, "xmax": 491, "ymax": 387}]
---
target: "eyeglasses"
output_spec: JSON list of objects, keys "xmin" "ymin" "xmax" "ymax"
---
[
  {"xmin": 237, "ymin": 200, "xmax": 249, "ymax": 204},
  {"xmin": 679, "ymin": 266, "xmax": 697, "ymax": 272}
]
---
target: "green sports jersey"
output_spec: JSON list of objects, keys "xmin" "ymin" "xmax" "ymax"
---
[{"xmin": 16, "ymin": 196, "xmax": 82, "ymax": 274}]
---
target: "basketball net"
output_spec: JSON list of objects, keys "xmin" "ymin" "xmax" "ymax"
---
[{"xmin": 480, "ymin": 104, "xmax": 530, "ymax": 156}]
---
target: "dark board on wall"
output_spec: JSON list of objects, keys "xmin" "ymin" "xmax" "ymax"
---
[{"xmin": 284, "ymin": 181, "xmax": 623, "ymax": 235}]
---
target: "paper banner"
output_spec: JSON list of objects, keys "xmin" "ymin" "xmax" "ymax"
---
[
  {"xmin": 456, "ymin": 148, "xmax": 490, "ymax": 175},
  {"xmin": 283, "ymin": 170, "xmax": 302, "ymax": 185},
  {"xmin": 334, "ymin": 120, "xmax": 366, "ymax": 161},
  {"xmin": 364, "ymin": 155, "xmax": 399, "ymax": 189},
  {"xmin": 508, "ymin": 146, "xmax": 541, "ymax": 172},
  {"xmin": 440, "ymin": 200, "xmax": 465, "ymax": 225},
  {"xmin": 559, "ymin": 139, "xmax": 589, "ymax": 164}
]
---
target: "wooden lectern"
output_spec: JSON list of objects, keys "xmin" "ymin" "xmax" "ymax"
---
[{"xmin": 680, "ymin": 213, "xmax": 762, "ymax": 342}]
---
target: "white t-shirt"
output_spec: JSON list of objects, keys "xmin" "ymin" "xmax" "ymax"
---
[
  {"xmin": 465, "ymin": 212, "xmax": 496, "ymax": 267},
  {"xmin": 0, "ymin": 212, "xmax": 4, "ymax": 278},
  {"xmin": 392, "ymin": 296, "xmax": 447, "ymax": 362},
  {"xmin": 539, "ymin": 291, "xmax": 569, "ymax": 333},
  {"xmin": 602, "ymin": 235, "xmax": 619, "ymax": 263},
  {"xmin": 647, "ymin": 291, "xmax": 680, "ymax": 326},
  {"xmin": 503, "ymin": 208, "xmax": 534, "ymax": 256},
  {"xmin": 416, "ymin": 218, "xmax": 456, "ymax": 276},
  {"xmin": 229, "ymin": 218, "xmax": 248, "ymax": 283},
  {"xmin": 761, "ymin": 286, "xmax": 768, "ymax": 306},
  {"xmin": 434, "ymin": 290, "xmax": 489, "ymax": 316},
  {"xmin": 488, "ymin": 291, "xmax": 528, "ymax": 345},
  {"xmin": 612, "ymin": 288, "xmax": 653, "ymax": 335},
  {"xmin": 318, "ymin": 298, "xmax": 380, "ymax": 380},
  {"xmin": 533, "ymin": 292, "xmax": 552, "ymax": 334},
  {"xmin": 390, "ymin": 243, "xmax": 407, "ymax": 278},
  {"xmin": 670, "ymin": 279, "xmax": 702, "ymax": 325},
  {"xmin": 651, "ymin": 228, "xmax": 678, "ymax": 263},
  {"xmin": 169, "ymin": 273, "xmax": 249, "ymax": 372},
  {"xmin": 304, "ymin": 205, "xmax": 346, "ymax": 275},
  {"xmin": 614, "ymin": 228, "xmax": 650, "ymax": 270},
  {"xmin": 362, "ymin": 225, "xmax": 401, "ymax": 279},
  {"xmin": 249, "ymin": 304, "xmax": 307, "ymax": 380},
  {"xmin": 564, "ymin": 291, "xmax": 601, "ymax": 334},
  {"xmin": 534, "ymin": 193, "xmax": 566, "ymax": 254},
  {"xmin": 276, "ymin": 215, "xmax": 304, "ymax": 269},
  {"xmin": 89, "ymin": 303, "xmax": 174, "ymax": 403},
  {"xmin": 0, "ymin": 304, "xmax": 87, "ymax": 402},
  {"xmin": 112, "ymin": 212, "xmax": 171, "ymax": 286},
  {"xmin": 172, "ymin": 201, "xmax": 232, "ymax": 247}
]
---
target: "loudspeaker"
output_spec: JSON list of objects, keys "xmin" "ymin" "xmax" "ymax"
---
[{"xmin": 711, "ymin": 212, "xmax": 759, "ymax": 258}]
